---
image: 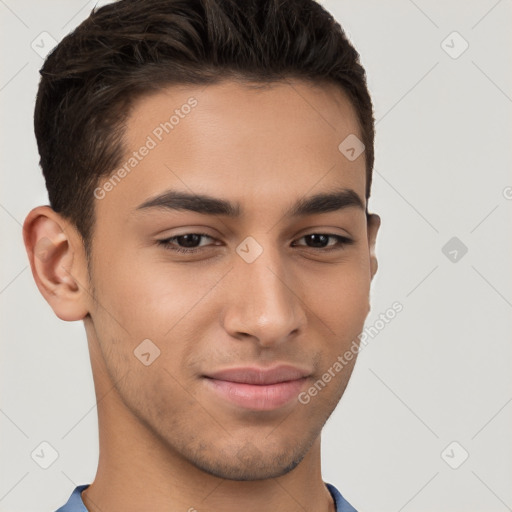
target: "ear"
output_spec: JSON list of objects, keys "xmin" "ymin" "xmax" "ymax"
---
[
  {"xmin": 366, "ymin": 212, "xmax": 380, "ymax": 281},
  {"xmin": 22, "ymin": 206, "xmax": 90, "ymax": 321}
]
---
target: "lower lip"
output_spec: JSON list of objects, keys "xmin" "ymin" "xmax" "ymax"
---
[{"xmin": 203, "ymin": 378, "xmax": 308, "ymax": 411}]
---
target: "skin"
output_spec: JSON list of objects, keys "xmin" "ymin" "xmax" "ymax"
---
[{"xmin": 23, "ymin": 80, "xmax": 380, "ymax": 512}]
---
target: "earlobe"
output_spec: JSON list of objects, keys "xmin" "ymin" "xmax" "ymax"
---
[
  {"xmin": 367, "ymin": 213, "xmax": 381, "ymax": 280},
  {"xmin": 22, "ymin": 206, "xmax": 90, "ymax": 321}
]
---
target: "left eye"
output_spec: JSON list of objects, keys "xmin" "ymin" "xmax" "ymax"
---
[
  {"xmin": 157, "ymin": 233, "xmax": 353, "ymax": 254},
  {"xmin": 292, "ymin": 233, "xmax": 353, "ymax": 250}
]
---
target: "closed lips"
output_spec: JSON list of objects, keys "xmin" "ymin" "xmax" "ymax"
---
[{"xmin": 204, "ymin": 365, "xmax": 310, "ymax": 385}]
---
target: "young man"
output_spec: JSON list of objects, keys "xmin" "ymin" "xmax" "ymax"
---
[{"xmin": 23, "ymin": 0, "xmax": 380, "ymax": 510}]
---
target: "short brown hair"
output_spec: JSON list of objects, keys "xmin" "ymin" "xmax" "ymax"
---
[{"xmin": 34, "ymin": 0, "xmax": 375, "ymax": 253}]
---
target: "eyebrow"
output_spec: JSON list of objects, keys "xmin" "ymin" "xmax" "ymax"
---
[{"xmin": 135, "ymin": 187, "xmax": 365, "ymax": 217}]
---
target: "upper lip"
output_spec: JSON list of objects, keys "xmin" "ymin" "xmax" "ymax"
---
[{"xmin": 204, "ymin": 365, "xmax": 310, "ymax": 385}]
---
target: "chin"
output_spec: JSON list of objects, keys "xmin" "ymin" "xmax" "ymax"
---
[{"xmin": 186, "ymin": 436, "xmax": 315, "ymax": 481}]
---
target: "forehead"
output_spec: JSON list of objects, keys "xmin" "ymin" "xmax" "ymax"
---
[
  {"xmin": 125, "ymin": 79, "xmax": 362, "ymax": 149},
  {"xmin": 97, "ymin": 79, "xmax": 366, "ymax": 219}
]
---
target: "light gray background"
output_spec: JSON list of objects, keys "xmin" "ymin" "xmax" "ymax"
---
[{"xmin": 1, "ymin": 1, "xmax": 511, "ymax": 511}]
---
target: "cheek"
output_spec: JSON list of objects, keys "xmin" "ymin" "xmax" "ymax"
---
[
  {"xmin": 304, "ymin": 259, "xmax": 371, "ymax": 325},
  {"xmin": 91, "ymin": 247, "xmax": 196, "ymax": 336}
]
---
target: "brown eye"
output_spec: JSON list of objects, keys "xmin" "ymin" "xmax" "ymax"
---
[
  {"xmin": 157, "ymin": 233, "xmax": 215, "ymax": 253},
  {"xmin": 292, "ymin": 234, "xmax": 353, "ymax": 250},
  {"xmin": 173, "ymin": 234, "xmax": 203, "ymax": 248}
]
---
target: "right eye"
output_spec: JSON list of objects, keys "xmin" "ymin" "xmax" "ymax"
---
[{"xmin": 157, "ymin": 233, "xmax": 217, "ymax": 254}]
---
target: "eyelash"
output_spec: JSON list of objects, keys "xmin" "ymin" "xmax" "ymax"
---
[{"xmin": 156, "ymin": 233, "xmax": 354, "ymax": 254}]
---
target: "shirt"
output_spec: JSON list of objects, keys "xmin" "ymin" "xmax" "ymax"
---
[{"xmin": 55, "ymin": 482, "xmax": 357, "ymax": 512}]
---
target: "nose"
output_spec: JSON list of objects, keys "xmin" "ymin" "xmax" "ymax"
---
[{"xmin": 221, "ymin": 243, "xmax": 307, "ymax": 347}]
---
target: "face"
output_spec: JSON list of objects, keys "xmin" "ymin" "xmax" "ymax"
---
[{"xmin": 84, "ymin": 80, "xmax": 379, "ymax": 480}]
